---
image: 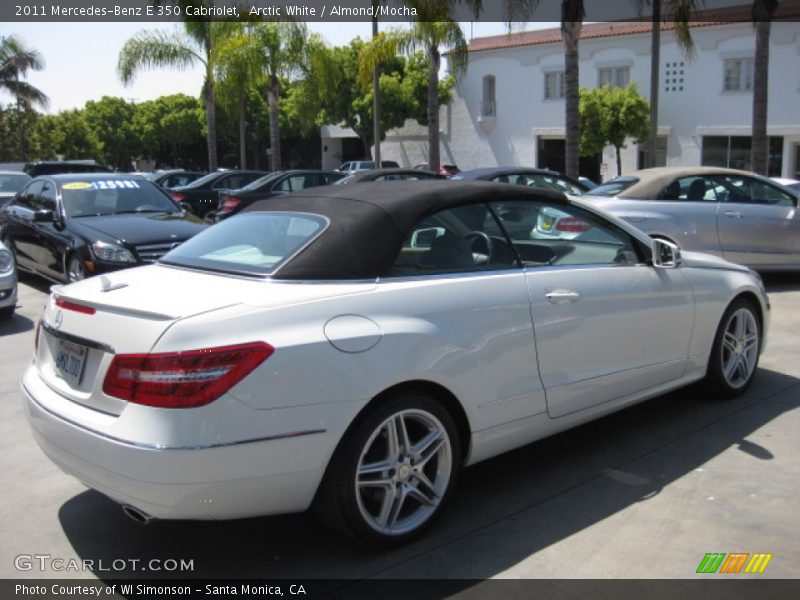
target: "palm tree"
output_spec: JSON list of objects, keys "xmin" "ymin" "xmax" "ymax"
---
[
  {"xmin": 1, "ymin": 35, "xmax": 49, "ymax": 160},
  {"xmin": 507, "ymin": 1, "xmax": 585, "ymax": 178},
  {"xmin": 751, "ymin": 0, "xmax": 778, "ymax": 175},
  {"xmin": 637, "ymin": 1, "xmax": 700, "ymax": 169},
  {"xmin": 118, "ymin": 22, "xmax": 223, "ymax": 170},
  {"xmin": 359, "ymin": 5, "xmax": 468, "ymax": 171},
  {"xmin": 214, "ymin": 23, "xmax": 309, "ymax": 172},
  {"xmin": 213, "ymin": 23, "xmax": 261, "ymax": 169}
]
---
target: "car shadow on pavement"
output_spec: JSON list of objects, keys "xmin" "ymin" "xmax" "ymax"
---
[
  {"xmin": 57, "ymin": 367, "xmax": 799, "ymax": 583},
  {"xmin": 762, "ymin": 272, "xmax": 800, "ymax": 293},
  {"xmin": 0, "ymin": 310, "xmax": 35, "ymax": 336}
]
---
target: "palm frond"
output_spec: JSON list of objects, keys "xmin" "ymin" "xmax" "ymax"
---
[{"xmin": 117, "ymin": 29, "xmax": 203, "ymax": 85}]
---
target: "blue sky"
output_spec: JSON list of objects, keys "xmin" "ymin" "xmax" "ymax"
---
[{"xmin": 1, "ymin": 21, "xmax": 526, "ymax": 113}]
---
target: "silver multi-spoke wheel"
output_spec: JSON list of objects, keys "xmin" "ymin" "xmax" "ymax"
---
[
  {"xmin": 355, "ymin": 409, "xmax": 453, "ymax": 536},
  {"xmin": 720, "ymin": 308, "xmax": 759, "ymax": 389}
]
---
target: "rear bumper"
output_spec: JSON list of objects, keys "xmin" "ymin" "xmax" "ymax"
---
[{"xmin": 21, "ymin": 367, "xmax": 328, "ymax": 520}]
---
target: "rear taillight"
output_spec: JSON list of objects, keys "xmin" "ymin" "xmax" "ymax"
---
[
  {"xmin": 220, "ymin": 197, "xmax": 242, "ymax": 212},
  {"xmin": 556, "ymin": 217, "xmax": 592, "ymax": 233},
  {"xmin": 171, "ymin": 192, "xmax": 187, "ymax": 202},
  {"xmin": 103, "ymin": 342, "xmax": 273, "ymax": 408},
  {"xmin": 55, "ymin": 298, "xmax": 96, "ymax": 315}
]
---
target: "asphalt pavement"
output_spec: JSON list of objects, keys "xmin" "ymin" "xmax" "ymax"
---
[{"xmin": 1, "ymin": 271, "xmax": 798, "ymax": 583}]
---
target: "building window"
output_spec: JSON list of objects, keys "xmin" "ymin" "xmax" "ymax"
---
[
  {"xmin": 663, "ymin": 61, "xmax": 685, "ymax": 93},
  {"xmin": 481, "ymin": 75, "xmax": 496, "ymax": 117},
  {"xmin": 723, "ymin": 58, "xmax": 754, "ymax": 91},
  {"xmin": 598, "ymin": 66, "xmax": 630, "ymax": 88},
  {"xmin": 702, "ymin": 136, "xmax": 783, "ymax": 176},
  {"xmin": 544, "ymin": 71, "xmax": 565, "ymax": 99}
]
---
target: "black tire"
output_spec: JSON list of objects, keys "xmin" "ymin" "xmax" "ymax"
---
[
  {"xmin": 66, "ymin": 254, "xmax": 86, "ymax": 283},
  {"xmin": 703, "ymin": 298, "xmax": 761, "ymax": 399},
  {"xmin": 0, "ymin": 305, "xmax": 13, "ymax": 320},
  {"xmin": 315, "ymin": 392, "xmax": 462, "ymax": 547}
]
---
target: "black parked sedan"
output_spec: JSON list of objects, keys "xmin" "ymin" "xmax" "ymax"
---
[
  {"xmin": 454, "ymin": 167, "xmax": 588, "ymax": 195},
  {"xmin": 169, "ymin": 170, "xmax": 268, "ymax": 217},
  {"xmin": 144, "ymin": 169, "xmax": 206, "ymax": 190},
  {"xmin": 0, "ymin": 173, "xmax": 207, "ymax": 283},
  {"xmin": 213, "ymin": 170, "xmax": 345, "ymax": 222}
]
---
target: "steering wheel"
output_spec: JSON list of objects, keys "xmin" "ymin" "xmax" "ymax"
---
[{"xmin": 463, "ymin": 231, "xmax": 493, "ymax": 263}]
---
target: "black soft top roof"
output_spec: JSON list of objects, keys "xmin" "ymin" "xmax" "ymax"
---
[{"xmin": 242, "ymin": 180, "xmax": 567, "ymax": 280}]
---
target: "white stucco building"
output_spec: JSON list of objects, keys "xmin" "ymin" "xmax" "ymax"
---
[{"xmin": 367, "ymin": 2, "xmax": 800, "ymax": 181}]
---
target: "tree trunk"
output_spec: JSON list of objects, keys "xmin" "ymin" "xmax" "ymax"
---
[
  {"xmin": 372, "ymin": 13, "xmax": 381, "ymax": 166},
  {"xmin": 616, "ymin": 144, "xmax": 622, "ymax": 176},
  {"xmin": 563, "ymin": 21, "xmax": 582, "ymax": 179},
  {"xmin": 204, "ymin": 78, "xmax": 218, "ymax": 171},
  {"xmin": 267, "ymin": 75, "xmax": 281, "ymax": 171},
  {"xmin": 238, "ymin": 93, "xmax": 247, "ymax": 169},
  {"xmin": 751, "ymin": 16, "xmax": 772, "ymax": 175},
  {"xmin": 646, "ymin": 0, "xmax": 661, "ymax": 169},
  {"xmin": 428, "ymin": 44, "xmax": 441, "ymax": 172}
]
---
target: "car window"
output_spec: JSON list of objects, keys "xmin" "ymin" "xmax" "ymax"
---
[
  {"xmin": 389, "ymin": 204, "xmax": 518, "ymax": 276},
  {"xmin": 216, "ymin": 174, "xmax": 252, "ymax": 190},
  {"xmin": 664, "ymin": 176, "xmax": 718, "ymax": 202},
  {"xmin": 61, "ymin": 179, "xmax": 179, "ymax": 218},
  {"xmin": 37, "ymin": 182, "xmax": 57, "ymax": 212},
  {"xmin": 0, "ymin": 173, "xmax": 30, "ymax": 192},
  {"xmin": 324, "ymin": 172, "xmax": 346, "ymax": 184},
  {"xmin": 490, "ymin": 200, "xmax": 641, "ymax": 267},
  {"xmin": 16, "ymin": 181, "xmax": 44, "ymax": 210},
  {"xmin": 160, "ymin": 212, "xmax": 328, "ymax": 276},
  {"xmin": 712, "ymin": 175, "xmax": 795, "ymax": 207},
  {"xmin": 522, "ymin": 174, "xmax": 583, "ymax": 195},
  {"xmin": 590, "ymin": 178, "xmax": 638, "ymax": 197}
]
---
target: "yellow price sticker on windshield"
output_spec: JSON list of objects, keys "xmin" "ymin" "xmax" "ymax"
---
[{"xmin": 62, "ymin": 182, "xmax": 93, "ymax": 190}]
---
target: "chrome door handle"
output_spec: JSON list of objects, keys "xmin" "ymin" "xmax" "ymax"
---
[
  {"xmin": 545, "ymin": 290, "xmax": 581, "ymax": 304},
  {"xmin": 724, "ymin": 211, "xmax": 744, "ymax": 219}
]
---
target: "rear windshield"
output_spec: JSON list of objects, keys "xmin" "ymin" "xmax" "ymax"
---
[
  {"xmin": 589, "ymin": 177, "xmax": 639, "ymax": 197},
  {"xmin": 62, "ymin": 179, "xmax": 180, "ymax": 217},
  {"xmin": 159, "ymin": 212, "xmax": 328, "ymax": 276}
]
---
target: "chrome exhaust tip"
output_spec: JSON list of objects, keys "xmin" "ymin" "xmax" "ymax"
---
[{"xmin": 122, "ymin": 505, "xmax": 152, "ymax": 525}]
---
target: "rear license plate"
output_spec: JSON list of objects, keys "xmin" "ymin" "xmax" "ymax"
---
[{"xmin": 54, "ymin": 339, "xmax": 88, "ymax": 387}]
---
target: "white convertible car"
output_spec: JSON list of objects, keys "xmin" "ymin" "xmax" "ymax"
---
[{"xmin": 22, "ymin": 181, "xmax": 769, "ymax": 546}]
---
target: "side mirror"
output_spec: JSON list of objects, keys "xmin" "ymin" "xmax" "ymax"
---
[
  {"xmin": 33, "ymin": 209, "xmax": 54, "ymax": 223},
  {"xmin": 651, "ymin": 238, "xmax": 682, "ymax": 269}
]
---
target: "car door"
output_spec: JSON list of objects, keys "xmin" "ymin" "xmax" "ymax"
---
[
  {"xmin": 713, "ymin": 174, "xmax": 800, "ymax": 267},
  {"xmin": 623, "ymin": 175, "xmax": 723, "ymax": 256},
  {"xmin": 2, "ymin": 180, "xmax": 43, "ymax": 270},
  {"xmin": 30, "ymin": 181, "xmax": 67, "ymax": 279},
  {"xmin": 380, "ymin": 203, "xmax": 546, "ymax": 432},
  {"xmin": 491, "ymin": 200, "xmax": 693, "ymax": 419}
]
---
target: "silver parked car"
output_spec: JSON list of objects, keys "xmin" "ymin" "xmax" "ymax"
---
[{"xmin": 581, "ymin": 167, "xmax": 800, "ymax": 271}]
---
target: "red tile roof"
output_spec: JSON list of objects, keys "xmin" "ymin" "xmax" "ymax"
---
[{"xmin": 466, "ymin": 1, "xmax": 800, "ymax": 53}]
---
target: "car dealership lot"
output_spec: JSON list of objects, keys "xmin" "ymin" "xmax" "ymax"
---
[{"xmin": 1, "ymin": 273, "xmax": 799, "ymax": 580}]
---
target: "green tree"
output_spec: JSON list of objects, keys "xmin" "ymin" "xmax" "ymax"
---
[
  {"xmin": 751, "ymin": 0, "xmax": 779, "ymax": 175},
  {"xmin": 134, "ymin": 94, "xmax": 206, "ymax": 168},
  {"xmin": 579, "ymin": 84, "xmax": 650, "ymax": 176},
  {"xmin": 83, "ymin": 97, "xmax": 141, "ymax": 171},
  {"xmin": 117, "ymin": 19, "xmax": 229, "ymax": 170},
  {"xmin": 35, "ymin": 110, "xmax": 103, "ymax": 162},
  {"xmin": 358, "ymin": 4, "xmax": 468, "ymax": 170},
  {"xmin": 1, "ymin": 35, "xmax": 49, "ymax": 160}
]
